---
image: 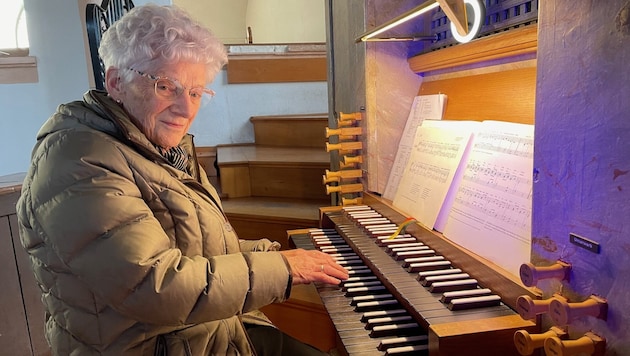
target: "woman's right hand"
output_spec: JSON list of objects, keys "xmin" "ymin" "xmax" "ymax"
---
[{"xmin": 280, "ymin": 248, "xmax": 349, "ymax": 285}]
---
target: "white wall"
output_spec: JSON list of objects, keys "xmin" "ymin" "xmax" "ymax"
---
[
  {"xmin": 245, "ymin": 0, "xmax": 326, "ymax": 43},
  {"xmin": 0, "ymin": 0, "xmax": 327, "ymax": 176},
  {"xmin": 173, "ymin": 0, "xmax": 326, "ymax": 44},
  {"xmin": 172, "ymin": 0, "xmax": 248, "ymax": 44}
]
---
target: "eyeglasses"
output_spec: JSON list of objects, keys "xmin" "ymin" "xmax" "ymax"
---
[{"xmin": 127, "ymin": 68, "xmax": 215, "ymax": 103}]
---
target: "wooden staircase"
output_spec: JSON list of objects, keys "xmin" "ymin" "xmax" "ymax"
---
[
  {"xmin": 215, "ymin": 114, "xmax": 340, "ymax": 353},
  {"xmin": 216, "ymin": 114, "xmax": 331, "ymax": 249}
]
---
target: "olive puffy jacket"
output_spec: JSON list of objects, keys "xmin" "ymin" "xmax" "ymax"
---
[{"xmin": 17, "ymin": 90, "xmax": 291, "ymax": 355}]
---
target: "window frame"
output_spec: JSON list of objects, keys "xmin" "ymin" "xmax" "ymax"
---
[{"xmin": 0, "ymin": 0, "xmax": 37, "ymax": 84}]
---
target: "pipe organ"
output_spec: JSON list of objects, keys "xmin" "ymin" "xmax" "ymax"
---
[{"xmin": 301, "ymin": 0, "xmax": 629, "ymax": 355}]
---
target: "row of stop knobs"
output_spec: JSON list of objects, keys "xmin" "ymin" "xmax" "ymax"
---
[
  {"xmin": 324, "ymin": 112, "xmax": 364, "ymax": 204},
  {"xmin": 514, "ymin": 261, "xmax": 607, "ymax": 355}
]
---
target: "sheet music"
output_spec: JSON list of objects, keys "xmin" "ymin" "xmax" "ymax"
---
[
  {"xmin": 442, "ymin": 121, "xmax": 534, "ymax": 277},
  {"xmin": 383, "ymin": 94, "xmax": 447, "ymax": 200},
  {"xmin": 392, "ymin": 120, "xmax": 476, "ymax": 231}
]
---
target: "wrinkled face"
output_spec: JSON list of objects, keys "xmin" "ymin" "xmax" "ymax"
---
[{"xmin": 118, "ymin": 61, "xmax": 207, "ymax": 149}]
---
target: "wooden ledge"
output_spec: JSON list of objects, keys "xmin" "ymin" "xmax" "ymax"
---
[
  {"xmin": 0, "ymin": 56, "xmax": 38, "ymax": 84},
  {"xmin": 409, "ymin": 24, "xmax": 538, "ymax": 74}
]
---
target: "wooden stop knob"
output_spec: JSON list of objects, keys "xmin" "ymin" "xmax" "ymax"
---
[
  {"xmin": 544, "ymin": 332, "xmax": 605, "ymax": 356},
  {"xmin": 514, "ymin": 327, "xmax": 567, "ymax": 355},
  {"xmin": 519, "ymin": 261, "xmax": 571, "ymax": 287},
  {"xmin": 342, "ymin": 197, "xmax": 363, "ymax": 205},
  {"xmin": 343, "ymin": 155, "xmax": 363, "ymax": 164},
  {"xmin": 549, "ymin": 295, "xmax": 607, "ymax": 326},
  {"xmin": 338, "ymin": 111, "xmax": 362, "ymax": 121},
  {"xmin": 515, "ymin": 294, "xmax": 566, "ymax": 320}
]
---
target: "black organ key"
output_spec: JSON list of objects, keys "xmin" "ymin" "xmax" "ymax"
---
[
  {"xmin": 342, "ymin": 281, "xmax": 383, "ymax": 290},
  {"xmin": 377, "ymin": 335, "xmax": 429, "ymax": 351},
  {"xmin": 417, "ymin": 268, "xmax": 464, "ymax": 281},
  {"xmin": 385, "ymin": 344, "xmax": 429, "ymax": 356},
  {"xmin": 345, "ymin": 266, "xmax": 373, "ymax": 276},
  {"xmin": 332, "ymin": 255, "xmax": 362, "ymax": 263},
  {"xmin": 386, "ymin": 242, "xmax": 427, "ymax": 254},
  {"xmin": 406, "ymin": 260, "xmax": 452, "ymax": 273},
  {"xmin": 351, "ymin": 293, "xmax": 394, "ymax": 306},
  {"xmin": 341, "ymin": 275, "xmax": 378, "ymax": 285},
  {"xmin": 402, "ymin": 255, "xmax": 445, "ymax": 268},
  {"xmin": 345, "ymin": 285, "xmax": 388, "ymax": 297},
  {"xmin": 428, "ymin": 278, "xmax": 478, "ymax": 293},
  {"xmin": 335, "ymin": 258, "xmax": 365, "ymax": 266},
  {"xmin": 377, "ymin": 236, "xmax": 418, "ymax": 247},
  {"xmin": 354, "ymin": 299, "xmax": 400, "ymax": 312},
  {"xmin": 421, "ymin": 273, "xmax": 471, "ymax": 287},
  {"xmin": 368, "ymin": 229, "xmax": 399, "ymax": 237},
  {"xmin": 365, "ymin": 315, "xmax": 414, "ymax": 329},
  {"xmin": 394, "ymin": 249, "xmax": 436, "ymax": 261},
  {"xmin": 360, "ymin": 308, "xmax": 408, "ymax": 322},
  {"xmin": 370, "ymin": 322, "xmax": 421, "ymax": 338},
  {"xmin": 448, "ymin": 295, "xmax": 502, "ymax": 311},
  {"xmin": 320, "ymin": 245, "xmax": 353, "ymax": 254},
  {"xmin": 440, "ymin": 288, "xmax": 493, "ymax": 303}
]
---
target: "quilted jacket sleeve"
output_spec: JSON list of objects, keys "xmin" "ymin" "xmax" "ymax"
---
[{"xmin": 18, "ymin": 128, "xmax": 290, "ymax": 327}]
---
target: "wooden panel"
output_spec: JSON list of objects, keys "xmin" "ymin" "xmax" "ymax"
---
[
  {"xmin": 250, "ymin": 165, "xmax": 328, "ymax": 200},
  {"xmin": 227, "ymin": 55, "xmax": 327, "ymax": 84},
  {"xmin": 0, "ymin": 194, "xmax": 34, "ymax": 355},
  {"xmin": 408, "ymin": 25, "xmax": 538, "ymax": 74},
  {"xmin": 10, "ymin": 213, "xmax": 49, "ymax": 355},
  {"xmin": 419, "ymin": 66, "xmax": 537, "ymax": 124},
  {"xmin": 195, "ymin": 146, "xmax": 217, "ymax": 177},
  {"xmin": 429, "ymin": 315, "xmax": 536, "ymax": 356},
  {"xmin": 218, "ymin": 165, "xmax": 251, "ymax": 198},
  {"xmin": 251, "ymin": 114, "xmax": 328, "ymax": 148}
]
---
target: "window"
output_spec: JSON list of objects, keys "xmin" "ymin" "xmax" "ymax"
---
[
  {"xmin": 0, "ymin": 0, "xmax": 36, "ymax": 84},
  {"xmin": 0, "ymin": 0, "xmax": 29, "ymax": 56}
]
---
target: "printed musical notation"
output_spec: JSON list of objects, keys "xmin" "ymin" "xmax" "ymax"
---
[
  {"xmin": 453, "ymin": 185, "xmax": 531, "ymax": 241},
  {"xmin": 393, "ymin": 120, "xmax": 476, "ymax": 232},
  {"xmin": 473, "ymin": 131, "xmax": 534, "ymax": 158},
  {"xmin": 443, "ymin": 120, "xmax": 534, "ymax": 277},
  {"xmin": 463, "ymin": 160, "xmax": 532, "ymax": 200},
  {"xmin": 383, "ymin": 94, "xmax": 447, "ymax": 200},
  {"xmin": 407, "ymin": 162, "xmax": 450, "ymax": 184}
]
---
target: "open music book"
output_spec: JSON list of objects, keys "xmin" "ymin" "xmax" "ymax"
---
[
  {"xmin": 391, "ymin": 119, "xmax": 534, "ymax": 277},
  {"xmin": 383, "ymin": 94, "xmax": 447, "ymax": 200}
]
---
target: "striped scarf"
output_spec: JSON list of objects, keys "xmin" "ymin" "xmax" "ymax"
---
[{"xmin": 155, "ymin": 145, "xmax": 189, "ymax": 172}]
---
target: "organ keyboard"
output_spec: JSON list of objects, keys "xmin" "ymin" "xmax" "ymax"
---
[{"xmin": 290, "ymin": 193, "xmax": 538, "ymax": 356}]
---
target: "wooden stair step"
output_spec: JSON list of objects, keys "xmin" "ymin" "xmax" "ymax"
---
[
  {"xmin": 251, "ymin": 113, "xmax": 328, "ymax": 148},
  {"xmin": 217, "ymin": 144, "xmax": 329, "ymax": 165},
  {"xmin": 217, "ymin": 145, "xmax": 330, "ymax": 199}
]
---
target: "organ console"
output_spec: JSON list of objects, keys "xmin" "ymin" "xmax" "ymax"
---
[
  {"xmin": 309, "ymin": 1, "xmax": 628, "ymax": 355},
  {"xmin": 290, "ymin": 197, "xmax": 538, "ymax": 355}
]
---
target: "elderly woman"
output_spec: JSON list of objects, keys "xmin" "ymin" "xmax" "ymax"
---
[{"xmin": 17, "ymin": 4, "xmax": 347, "ymax": 356}]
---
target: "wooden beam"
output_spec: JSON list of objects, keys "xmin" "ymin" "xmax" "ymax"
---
[{"xmin": 437, "ymin": 0, "xmax": 468, "ymax": 36}]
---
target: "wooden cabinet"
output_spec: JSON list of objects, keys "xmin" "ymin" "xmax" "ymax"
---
[{"xmin": 0, "ymin": 174, "xmax": 49, "ymax": 355}]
